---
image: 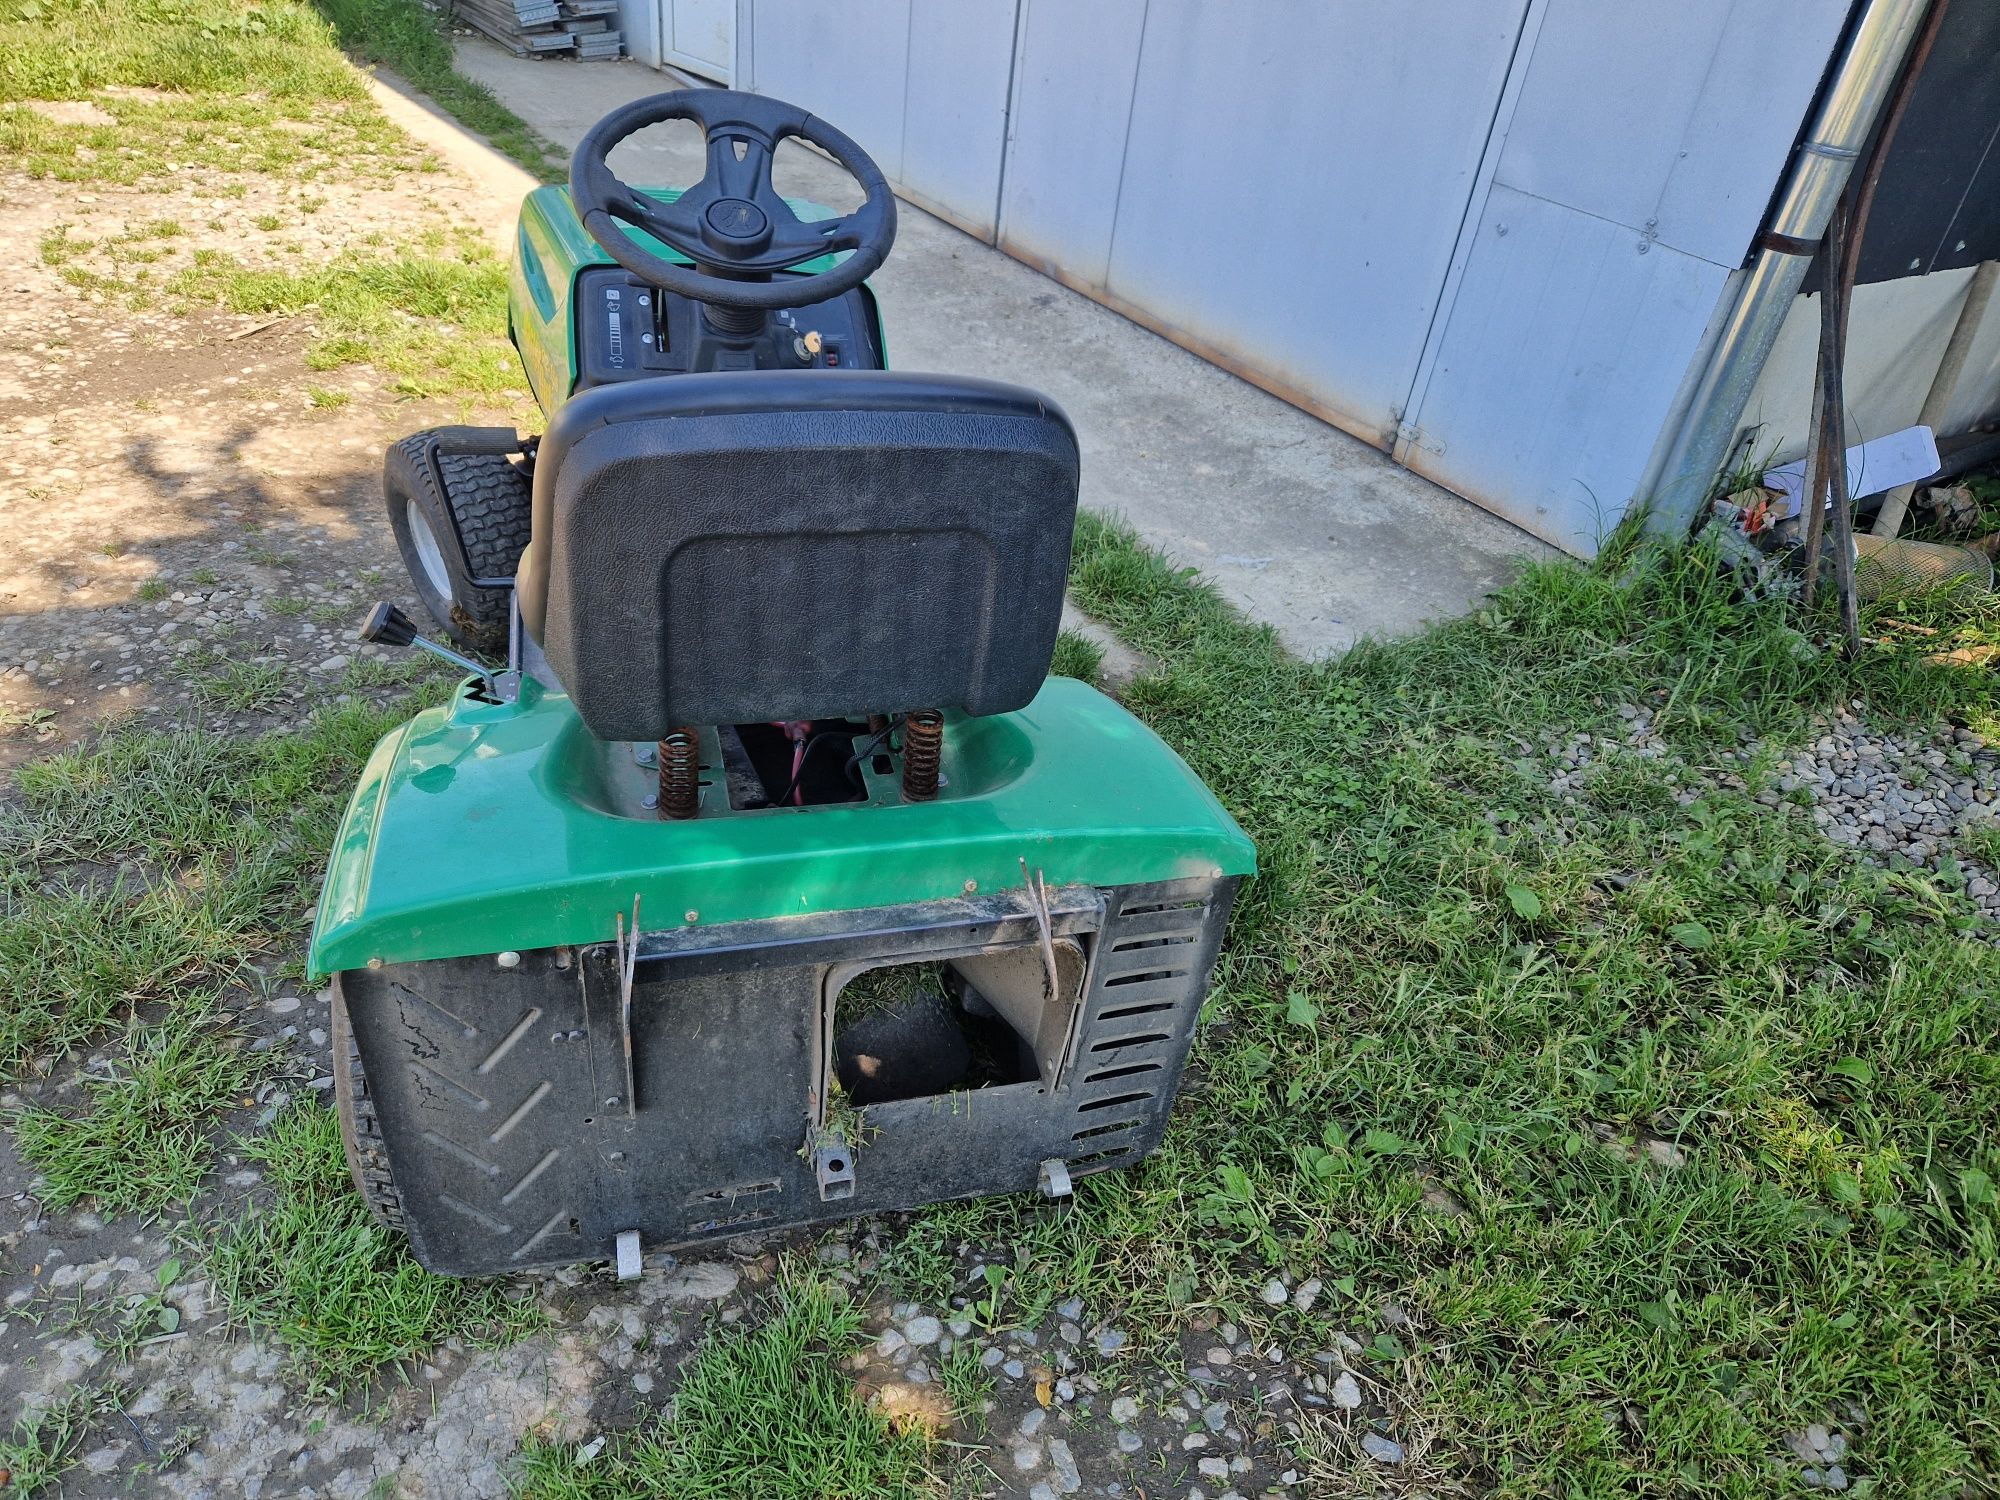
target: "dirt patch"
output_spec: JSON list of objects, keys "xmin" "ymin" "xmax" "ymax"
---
[
  {"xmin": 22, "ymin": 100, "xmax": 116, "ymax": 127},
  {"xmin": 0, "ymin": 102, "xmax": 518, "ymax": 770}
]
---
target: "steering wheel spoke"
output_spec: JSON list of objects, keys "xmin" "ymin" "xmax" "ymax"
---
[
  {"xmin": 624, "ymin": 190, "xmax": 702, "ymax": 245},
  {"xmin": 766, "ymin": 207, "xmax": 858, "ymax": 261},
  {"xmin": 705, "ymin": 132, "xmax": 771, "ymax": 202},
  {"xmin": 568, "ymin": 89, "xmax": 895, "ymax": 312}
]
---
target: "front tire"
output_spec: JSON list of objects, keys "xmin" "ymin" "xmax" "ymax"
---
[{"xmin": 382, "ymin": 434, "xmax": 532, "ymax": 655}]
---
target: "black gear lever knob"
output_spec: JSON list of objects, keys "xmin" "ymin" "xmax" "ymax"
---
[
  {"xmin": 360, "ymin": 601, "xmax": 419, "ymax": 648},
  {"xmin": 356, "ymin": 600, "xmax": 500, "ymax": 700}
]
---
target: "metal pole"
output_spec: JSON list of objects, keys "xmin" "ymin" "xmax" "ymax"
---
[{"xmin": 1639, "ymin": 0, "xmax": 1933, "ymax": 537}]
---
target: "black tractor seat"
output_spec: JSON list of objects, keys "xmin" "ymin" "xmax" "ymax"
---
[{"xmin": 516, "ymin": 370, "xmax": 1081, "ymax": 742}]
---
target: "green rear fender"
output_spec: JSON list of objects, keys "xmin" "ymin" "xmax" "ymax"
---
[{"xmin": 308, "ymin": 676, "xmax": 1255, "ymax": 976}]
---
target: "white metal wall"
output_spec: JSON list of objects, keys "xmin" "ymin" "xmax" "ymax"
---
[
  {"xmin": 1393, "ymin": 0, "xmax": 1853, "ymax": 552},
  {"xmin": 736, "ymin": 0, "xmax": 1017, "ymax": 238},
  {"xmin": 1001, "ymin": 0, "xmax": 1534, "ymax": 446},
  {"xmin": 738, "ymin": 0, "xmax": 1857, "ymax": 556}
]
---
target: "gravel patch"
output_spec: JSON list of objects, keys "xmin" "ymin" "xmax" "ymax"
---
[{"xmin": 1537, "ymin": 701, "xmax": 1998, "ymax": 922}]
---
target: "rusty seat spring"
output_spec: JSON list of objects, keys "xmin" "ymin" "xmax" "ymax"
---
[
  {"xmin": 901, "ymin": 710, "xmax": 943, "ymax": 802},
  {"xmin": 657, "ymin": 729, "xmax": 700, "ymax": 819}
]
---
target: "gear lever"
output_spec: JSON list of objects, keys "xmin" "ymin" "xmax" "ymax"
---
[{"xmin": 360, "ymin": 602, "xmax": 497, "ymax": 698}]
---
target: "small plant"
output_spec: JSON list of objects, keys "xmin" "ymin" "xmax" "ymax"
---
[
  {"xmin": 269, "ymin": 596, "xmax": 308, "ymax": 617},
  {"xmin": 252, "ymin": 212, "xmax": 283, "ymax": 231},
  {"xmin": 935, "ymin": 1342, "xmax": 996, "ymax": 1437},
  {"xmin": 99, "ymin": 540, "xmax": 125, "ymax": 558},
  {"xmin": 41, "ymin": 1256, "xmax": 189, "ymax": 1364},
  {"xmin": 306, "ymin": 386, "xmax": 350, "ymax": 409},
  {"xmin": 190, "ymin": 568, "xmax": 220, "ymax": 587},
  {"xmin": 0, "ymin": 704, "xmax": 58, "ymax": 737},
  {"xmin": 137, "ymin": 578, "xmax": 169, "ymax": 602},
  {"xmin": 189, "ymin": 659, "xmax": 290, "ymax": 712},
  {"xmin": 971, "ymin": 1263, "xmax": 1009, "ymax": 1332}
]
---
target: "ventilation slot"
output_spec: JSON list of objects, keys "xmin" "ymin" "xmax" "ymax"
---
[
  {"xmin": 1073, "ymin": 1117, "xmax": 1146, "ymax": 1143},
  {"xmin": 1083, "ymin": 1060, "xmax": 1164, "ymax": 1085},
  {"xmin": 1109, "ymin": 932, "xmax": 1200, "ymax": 953},
  {"xmin": 1078, "ymin": 1089, "xmax": 1156, "ymax": 1114},
  {"xmin": 1104, "ymin": 966, "xmax": 1192, "ymax": 988},
  {"xmin": 1089, "ymin": 1031, "xmax": 1172, "ymax": 1053},
  {"xmin": 1095, "ymin": 999, "xmax": 1176, "ymax": 1023},
  {"xmin": 691, "ymin": 1207, "xmax": 778, "ymax": 1231},
  {"xmin": 1118, "ymin": 899, "xmax": 1205, "ymax": 917},
  {"xmin": 1070, "ymin": 1146, "xmax": 1136, "ymax": 1170}
]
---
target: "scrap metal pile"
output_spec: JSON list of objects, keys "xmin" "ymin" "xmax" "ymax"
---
[{"xmin": 451, "ymin": 0, "xmax": 623, "ymax": 58}]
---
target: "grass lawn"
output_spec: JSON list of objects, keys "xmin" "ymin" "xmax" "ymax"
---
[{"xmin": 876, "ymin": 521, "xmax": 2000, "ymax": 1495}]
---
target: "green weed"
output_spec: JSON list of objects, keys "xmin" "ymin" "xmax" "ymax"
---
[
  {"xmin": 0, "ymin": 1386, "xmax": 105, "ymax": 1498},
  {"xmin": 187, "ymin": 658, "xmax": 291, "ymax": 711},
  {"xmin": 935, "ymin": 1342, "xmax": 996, "ymax": 1439}
]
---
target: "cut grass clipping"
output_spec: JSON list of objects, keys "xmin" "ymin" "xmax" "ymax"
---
[
  {"xmin": 515, "ymin": 1277, "xmax": 944, "ymax": 1500},
  {"xmin": 877, "ymin": 517, "xmax": 2000, "ymax": 1495},
  {"xmin": 11, "ymin": 1016, "xmax": 265, "ymax": 1217},
  {"xmin": 210, "ymin": 1100, "xmax": 542, "ymax": 1395}
]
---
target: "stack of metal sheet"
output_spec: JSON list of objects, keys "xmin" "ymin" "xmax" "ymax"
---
[{"xmin": 452, "ymin": 0, "xmax": 624, "ymax": 58}]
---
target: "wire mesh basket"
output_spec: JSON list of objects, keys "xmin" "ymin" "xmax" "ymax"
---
[{"xmin": 1853, "ymin": 535, "xmax": 1994, "ymax": 599}]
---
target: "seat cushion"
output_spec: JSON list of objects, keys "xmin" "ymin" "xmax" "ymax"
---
[{"xmin": 517, "ymin": 370, "xmax": 1079, "ymax": 741}]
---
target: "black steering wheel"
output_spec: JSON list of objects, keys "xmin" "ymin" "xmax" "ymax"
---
[{"xmin": 570, "ymin": 89, "xmax": 896, "ymax": 311}]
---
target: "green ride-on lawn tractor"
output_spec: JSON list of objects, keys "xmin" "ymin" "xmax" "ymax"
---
[{"xmin": 309, "ymin": 89, "xmax": 1255, "ymax": 1278}]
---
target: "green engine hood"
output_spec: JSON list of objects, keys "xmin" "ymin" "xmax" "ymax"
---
[{"xmin": 309, "ymin": 676, "xmax": 1254, "ymax": 976}]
